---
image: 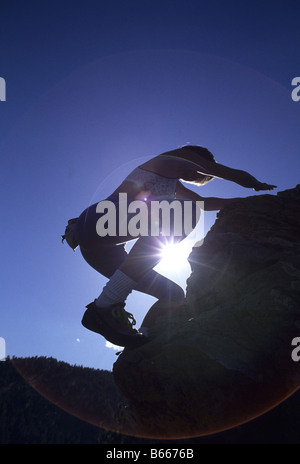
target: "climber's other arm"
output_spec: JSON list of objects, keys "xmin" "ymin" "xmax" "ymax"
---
[{"xmin": 175, "ymin": 181, "xmax": 242, "ymax": 211}]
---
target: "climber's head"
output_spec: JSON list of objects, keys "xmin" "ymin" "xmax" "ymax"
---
[{"xmin": 180, "ymin": 145, "xmax": 215, "ymax": 186}]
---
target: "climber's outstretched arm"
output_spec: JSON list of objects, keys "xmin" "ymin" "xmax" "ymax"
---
[
  {"xmin": 172, "ymin": 148, "xmax": 277, "ymax": 191},
  {"xmin": 205, "ymin": 162, "xmax": 277, "ymax": 191}
]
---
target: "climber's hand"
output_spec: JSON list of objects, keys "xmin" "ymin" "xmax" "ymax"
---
[{"xmin": 253, "ymin": 182, "xmax": 277, "ymax": 191}]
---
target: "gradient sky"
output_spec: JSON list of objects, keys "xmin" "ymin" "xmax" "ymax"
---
[{"xmin": 1, "ymin": 0, "xmax": 300, "ymax": 371}]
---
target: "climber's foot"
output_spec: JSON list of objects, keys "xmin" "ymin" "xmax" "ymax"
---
[{"xmin": 81, "ymin": 301, "xmax": 149, "ymax": 348}]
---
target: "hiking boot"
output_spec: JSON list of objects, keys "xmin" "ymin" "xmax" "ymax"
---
[{"xmin": 81, "ymin": 300, "xmax": 149, "ymax": 348}]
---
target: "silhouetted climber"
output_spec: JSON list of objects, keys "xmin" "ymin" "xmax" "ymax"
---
[{"xmin": 62, "ymin": 145, "xmax": 276, "ymax": 347}]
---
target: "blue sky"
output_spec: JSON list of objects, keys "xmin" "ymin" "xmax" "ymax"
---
[{"xmin": 1, "ymin": 0, "xmax": 300, "ymax": 371}]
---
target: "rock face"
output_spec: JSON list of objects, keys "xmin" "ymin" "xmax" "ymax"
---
[{"xmin": 113, "ymin": 186, "xmax": 300, "ymax": 439}]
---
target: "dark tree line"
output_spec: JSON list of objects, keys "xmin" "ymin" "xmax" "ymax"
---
[{"xmin": 0, "ymin": 357, "xmax": 299, "ymax": 444}]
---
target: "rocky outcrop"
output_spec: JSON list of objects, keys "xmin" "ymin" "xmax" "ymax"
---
[{"xmin": 113, "ymin": 186, "xmax": 300, "ymax": 439}]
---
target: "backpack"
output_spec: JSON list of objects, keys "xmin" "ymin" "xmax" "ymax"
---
[{"xmin": 62, "ymin": 218, "xmax": 79, "ymax": 251}]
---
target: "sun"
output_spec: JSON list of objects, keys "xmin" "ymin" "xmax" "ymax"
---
[
  {"xmin": 160, "ymin": 241, "xmax": 190, "ymax": 267},
  {"xmin": 155, "ymin": 239, "xmax": 193, "ymax": 280}
]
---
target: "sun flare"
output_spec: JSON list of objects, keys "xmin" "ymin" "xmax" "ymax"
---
[{"xmin": 158, "ymin": 240, "xmax": 192, "ymax": 273}]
